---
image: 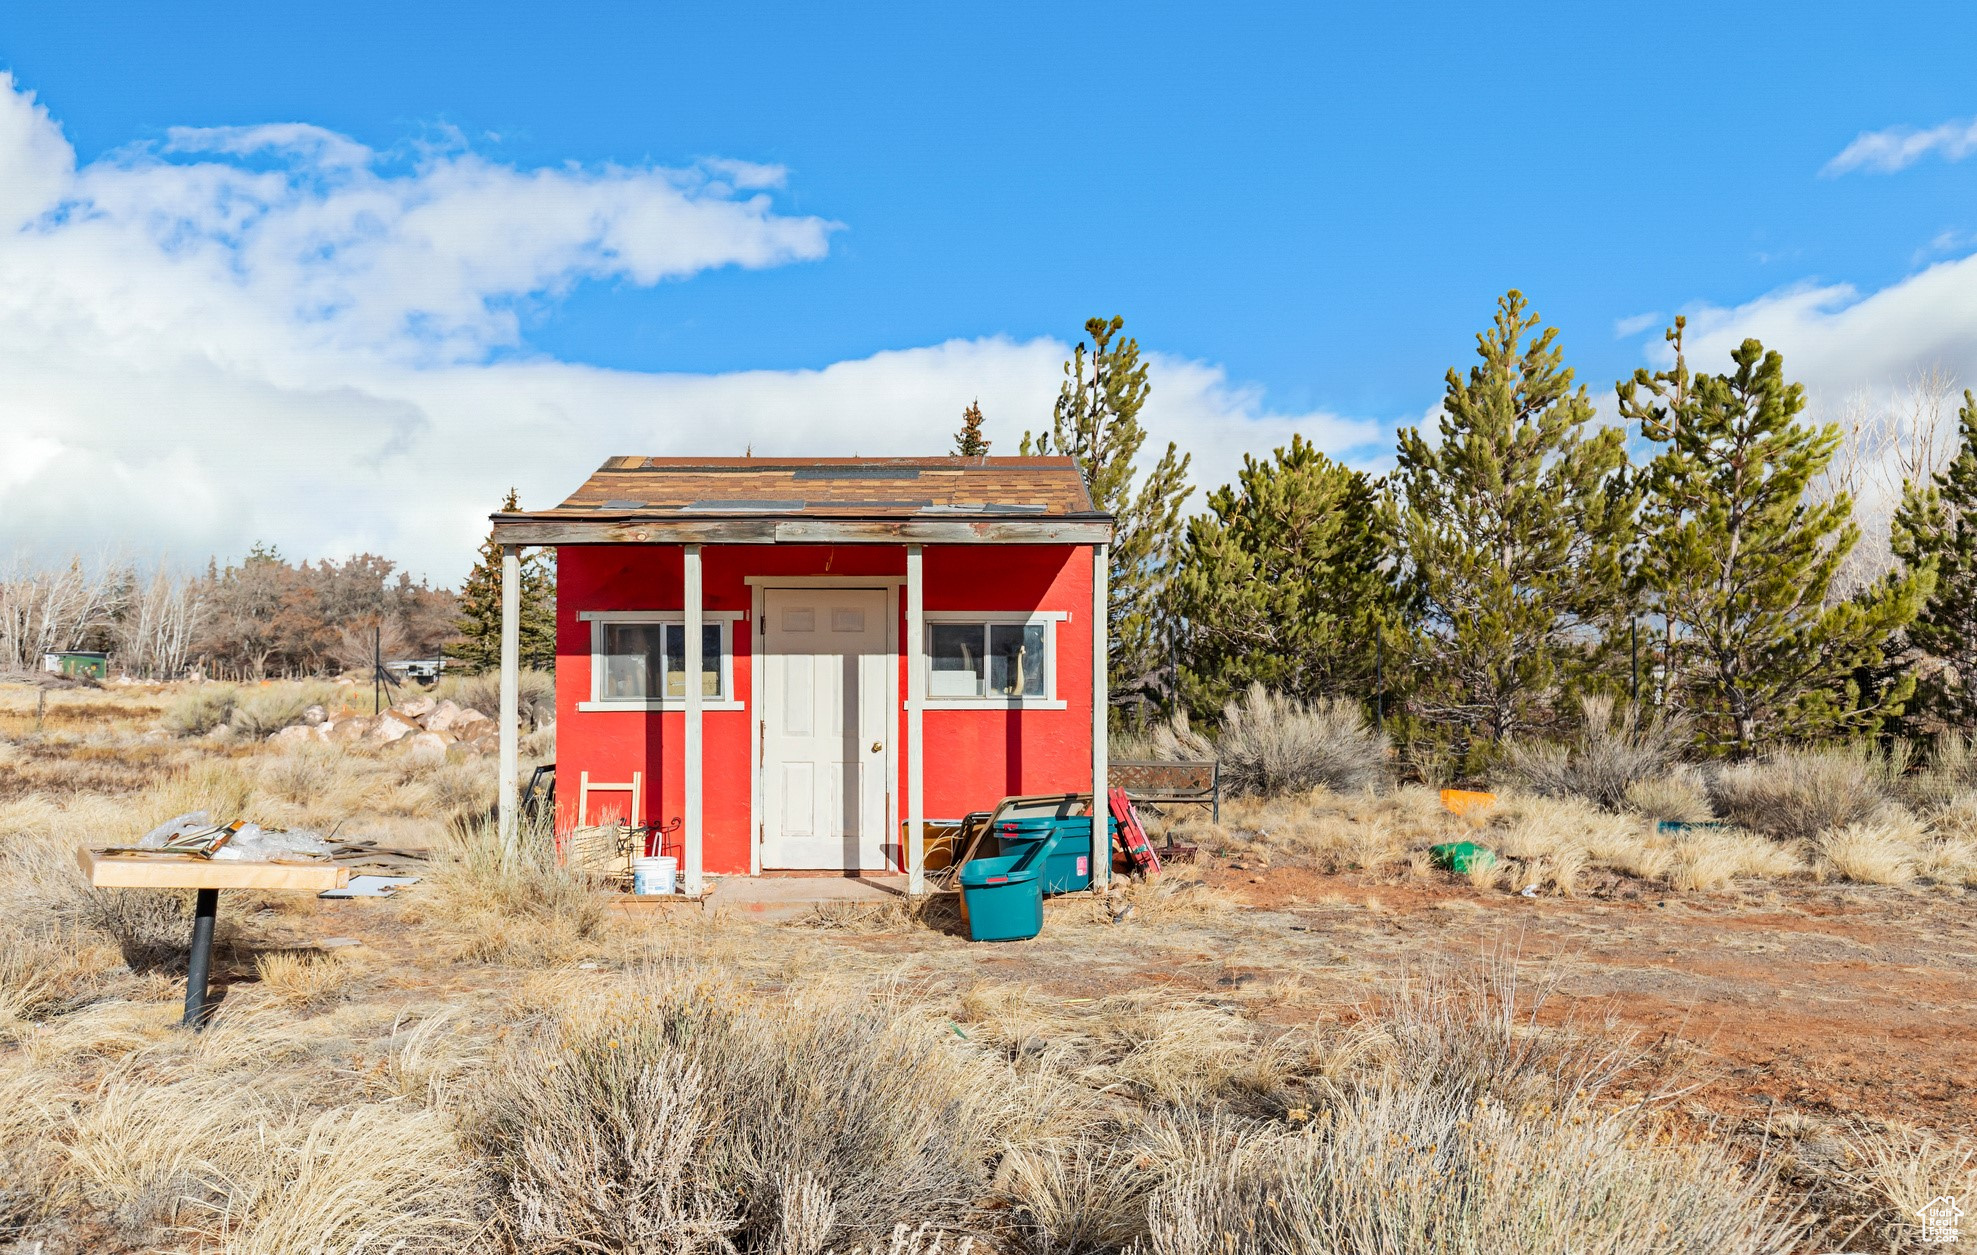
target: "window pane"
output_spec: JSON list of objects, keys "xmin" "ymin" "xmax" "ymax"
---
[
  {"xmin": 988, "ymin": 623, "xmax": 1046, "ymax": 697},
  {"xmin": 929, "ymin": 623, "xmax": 983, "ymax": 697},
  {"xmin": 601, "ymin": 623, "xmax": 664, "ymax": 699},
  {"xmin": 662, "ymin": 623, "xmax": 725, "ymax": 699}
]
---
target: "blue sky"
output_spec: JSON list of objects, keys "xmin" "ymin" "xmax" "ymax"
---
[{"xmin": 4, "ymin": 3, "xmax": 1977, "ymax": 574}]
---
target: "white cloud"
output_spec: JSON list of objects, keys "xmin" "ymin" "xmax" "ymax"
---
[
  {"xmin": 1675, "ymin": 258, "xmax": 1977, "ymax": 410},
  {"xmin": 1613, "ymin": 310, "xmax": 1664, "ymax": 339},
  {"xmin": 0, "ymin": 73, "xmax": 1385, "ymax": 581},
  {"xmin": 1824, "ymin": 116, "xmax": 1977, "ymax": 176}
]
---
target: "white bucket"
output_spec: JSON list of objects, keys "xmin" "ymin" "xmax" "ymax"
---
[{"xmin": 632, "ymin": 855, "xmax": 678, "ymax": 896}]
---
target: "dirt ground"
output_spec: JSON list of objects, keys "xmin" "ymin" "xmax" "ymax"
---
[
  {"xmin": 750, "ymin": 860, "xmax": 1977, "ymax": 1146},
  {"xmin": 1199, "ymin": 865, "xmax": 1977, "ymax": 1134}
]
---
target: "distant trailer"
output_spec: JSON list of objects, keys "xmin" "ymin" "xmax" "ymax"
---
[
  {"xmin": 43, "ymin": 651, "xmax": 109, "ymax": 679},
  {"xmin": 387, "ymin": 658, "xmax": 445, "ymax": 685}
]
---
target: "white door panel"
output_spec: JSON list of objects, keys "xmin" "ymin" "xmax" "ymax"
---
[{"xmin": 762, "ymin": 588, "xmax": 889, "ymax": 869}]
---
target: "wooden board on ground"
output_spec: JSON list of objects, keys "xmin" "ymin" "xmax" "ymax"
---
[{"xmin": 78, "ymin": 847, "xmax": 351, "ymax": 892}]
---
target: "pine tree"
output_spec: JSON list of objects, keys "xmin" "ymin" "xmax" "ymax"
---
[
  {"xmin": 450, "ymin": 489, "xmax": 556, "ymax": 674},
  {"xmin": 1889, "ymin": 392, "xmax": 1977, "ymax": 729},
  {"xmin": 1390, "ymin": 291, "xmax": 1634, "ymax": 752},
  {"xmin": 1021, "ymin": 316, "xmax": 1191, "ymax": 717},
  {"xmin": 1621, "ymin": 321, "xmax": 1929, "ymax": 754},
  {"xmin": 1173, "ymin": 436, "xmax": 1395, "ymax": 712},
  {"xmin": 953, "ymin": 400, "xmax": 991, "ymax": 457}
]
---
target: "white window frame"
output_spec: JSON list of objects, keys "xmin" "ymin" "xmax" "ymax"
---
[
  {"xmin": 578, "ymin": 609, "xmax": 746, "ymax": 711},
  {"xmin": 919, "ymin": 611, "xmax": 1068, "ymax": 710}
]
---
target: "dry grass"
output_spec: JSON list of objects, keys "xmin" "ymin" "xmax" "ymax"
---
[
  {"xmin": 1154, "ymin": 683, "xmax": 1388, "ymax": 797},
  {"xmin": 2, "ymin": 679, "xmax": 1963, "ymax": 1253},
  {"xmin": 1503, "ymin": 693, "xmax": 1686, "ymax": 811},
  {"xmin": 253, "ymin": 949, "xmax": 356, "ymax": 1011},
  {"xmin": 468, "ymin": 965, "xmax": 1009, "ymax": 1252},
  {"xmin": 1710, "ymin": 747, "xmax": 1895, "ymax": 841}
]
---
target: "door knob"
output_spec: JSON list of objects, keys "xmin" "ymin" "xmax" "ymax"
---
[{"xmin": 870, "ymin": 741, "xmax": 883, "ymax": 753}]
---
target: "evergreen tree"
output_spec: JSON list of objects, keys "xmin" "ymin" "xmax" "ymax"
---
[
  {"xmin": 1173, "ymin": 435, "xmax": 1395, "ymax": 712},
  {"xmin": 1621, "ymin": 321, "xmax": 1929, "ymax": 754},
  {"xmin": 1390, "ymin": 291, "xmax": 1634, "ymax": 751},
  {"xmin": 451, "ymin": 489, "xmax": 556, "ymax": 674},
  {"xmin": 1889, "ymin": 392, "xmax": 1977, "ymax": 729},
  {"xmin": 953, "ymin": 400, "xmax": 991, "ymax": 456},
  {"xmin": 1021, "ymin": 316, "xmax": 1191, "ymax": 717}
]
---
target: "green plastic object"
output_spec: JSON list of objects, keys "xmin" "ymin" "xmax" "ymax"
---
[
  {"xmin": 958, "ymin": 852, "xmax": 1044, "ymax": 941},
  {"xmin": 1430, "ymin": 841, "xmax": 1497, "ymax": 874}
]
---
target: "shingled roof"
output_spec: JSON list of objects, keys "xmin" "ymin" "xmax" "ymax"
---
[{"xmin": 491, "ymin": 456, "xmax": 1112, "ymax": 546}]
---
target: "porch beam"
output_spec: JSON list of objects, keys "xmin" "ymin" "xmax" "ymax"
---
[
  {"xmin": 488, "ymin": 517, "xmax": 1114, "ymax": 547},
  {"xmin": 1091, "ymin": 542, "xmax": 1109, "ymax": 890},
  {"xmin": 497, "ymin": 544, "xmax": 521, "ymax": 861},
  {"xmin": 905, "ymin": 544, "xmax": 925, "ymax": 894},
  {"xmin": 683, "ymin": 543, "xmax": 705, "ymax": 895}
]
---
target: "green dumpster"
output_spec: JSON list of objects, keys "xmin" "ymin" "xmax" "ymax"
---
[{"xmin": 958, "ymin": 851, "xmax": 1044, "ymax": 942}]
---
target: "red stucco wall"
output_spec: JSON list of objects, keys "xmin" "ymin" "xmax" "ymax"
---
[{"xmin": 554, "ymin": 543, "xmax": 1094, "ymax": 874}]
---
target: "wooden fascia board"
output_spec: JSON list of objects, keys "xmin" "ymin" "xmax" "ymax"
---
[{"xmin": 488, "ymin": 516, "xmax": 1115, "ymax": 545}]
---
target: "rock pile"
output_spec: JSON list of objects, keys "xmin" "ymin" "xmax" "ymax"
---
[{"xmin": 269, "ymin": 695, "xmax": 503, "ymax": 755}]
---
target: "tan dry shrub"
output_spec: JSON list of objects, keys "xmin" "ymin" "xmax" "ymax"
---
[
  {"xmin": 201, "ymin": 1104, "xmax": 481, "ymax": 1255},
  {"xmin": 1139, "ymin": 1095, "xmax": 1801, "ymax": 1255},
  {"xmin": 253, "ymin": 949, "xmax": 355, "ymax": 1011},
  {"xmin": 1816, "ymin": 819, "xmax": 1922, "ymax": 886},
  {"xmin": 1918, "ymin": 836, "xmax": 1977, "ymax": 886},
  {"xmin": 418, "ymin": 814, "xmax": 606, "ymax": 964},
  {"xmin": 229, "ymin": 681, "xmax": 339, "ymax": 739},
  {"xmin": 468, "ymin": 965, "xmax": 1008, "ymax": 1251},
  {"xmin": 1670, "ymin": 828, "xmax": 1803, "ymax": 891},
  {"xmin": 145, "ymin": 757, "xmax": 259, "ymax": 826},
  {"xmin": 1709, "ymin": 748, "xmax": 1892, "ymax": 841},
  {"xmin": 1828, "ymin": 1124, "xmax": 1976, "ymax": 1253},
  {"xmin": 1623, "ymin": 770, "xmax": 1715, "ymax": 823},
  {"xmin": 63, "ymin": 1075, "xmax": 275, "ymax": 1242},
  {"xmin": 160, "ymin": 684, "xmax": 236, "ymax": 735},
  {"xmin": 1502, "ymin": 694, "xmax": 1686, "ymax": 811},
  {"xmin": 1157, "ymin": 683, "xmax": 1387, "ymax": 797}
]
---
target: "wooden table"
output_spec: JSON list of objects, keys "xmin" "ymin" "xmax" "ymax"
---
[{"xmin": 77, "ymin": 848, "xmax": 350, "ymax": 1028}]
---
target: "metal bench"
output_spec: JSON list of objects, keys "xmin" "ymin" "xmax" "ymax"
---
[{"xmin": 1108, "ymin": 759, "xmax": 1221, "ymax": 823}]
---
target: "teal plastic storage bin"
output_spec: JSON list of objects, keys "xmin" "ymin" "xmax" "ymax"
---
[
  {"xmin": 993, "ymin": 817, "xmax": 1114, "ymax": 894},
  {"xmin": 958, "ymin": 852, "xmax": 1044, "ymax": 942}
]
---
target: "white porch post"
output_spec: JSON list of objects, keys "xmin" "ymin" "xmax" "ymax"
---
[
  {"xmin": 497, "ymin": 544, "xmax": 521, "ymax": 861},
  {"xmin": 1091, "ymin": 542, "xmax": 1109, "ymax": 890},
  {"xmin": 905, "ymin": 544, "xmax": 926, "ymax": 894},
  {"xmin": 683, "ymin": 544, "xmax": 705, "ymax": 895}
]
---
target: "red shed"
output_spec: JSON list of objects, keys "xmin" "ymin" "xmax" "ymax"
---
[{"xmin": 487, "ymin": 456, "xmax": 1116, "ymax": 894}]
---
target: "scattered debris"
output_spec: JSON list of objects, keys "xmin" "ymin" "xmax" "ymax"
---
[{"xmin": 319, "ymin": 874, "xmax": 420, "ymax": 899}]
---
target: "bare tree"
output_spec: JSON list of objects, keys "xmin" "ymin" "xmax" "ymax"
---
[
  {"xmin": 117, "ymin": 567, "xmax": 206, "ymax": 679},
  {"xmin": 1818, "ymin": 365, "xmax": 1960, "ymax": 600},
  {"xmin": 0, "ymin": 554, "xmax": 127, "ymax": 671}
]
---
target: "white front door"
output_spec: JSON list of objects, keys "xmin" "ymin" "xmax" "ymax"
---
[{"xmin": 761, "ymin": 588, "xmax": 890, "ymax": 869}]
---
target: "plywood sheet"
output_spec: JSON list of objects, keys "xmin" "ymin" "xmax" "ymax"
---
[{"xmin": 77, "ymin": 847, "xmax": 351, "ymax": 892}]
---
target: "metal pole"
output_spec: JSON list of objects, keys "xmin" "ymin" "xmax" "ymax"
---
[
  {"xmin": 182, "ymin": 888, "xmax": 219, "ymax": 1028},
  {"xmin": 373, "ymin": 621, "xmax": 382, "ymax": 715}
]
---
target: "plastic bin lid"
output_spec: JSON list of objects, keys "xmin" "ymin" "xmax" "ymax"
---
[{"xmin": 958, "ymin": 853, "xmax": 1041, "ymax": 887}]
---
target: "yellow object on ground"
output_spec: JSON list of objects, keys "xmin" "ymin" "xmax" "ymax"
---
[{"xmin": 1439, "ymin": 788, "xmax": 1497, "ymax": 819}]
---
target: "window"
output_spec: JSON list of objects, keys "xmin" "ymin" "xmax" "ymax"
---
[
  {"xmin": 923, "ymin": 614, "xmax": 1063, "ymax": 707},
  {"xmin": 581, "ymin": 612, "xmax": 743, "ymax": 710}
]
